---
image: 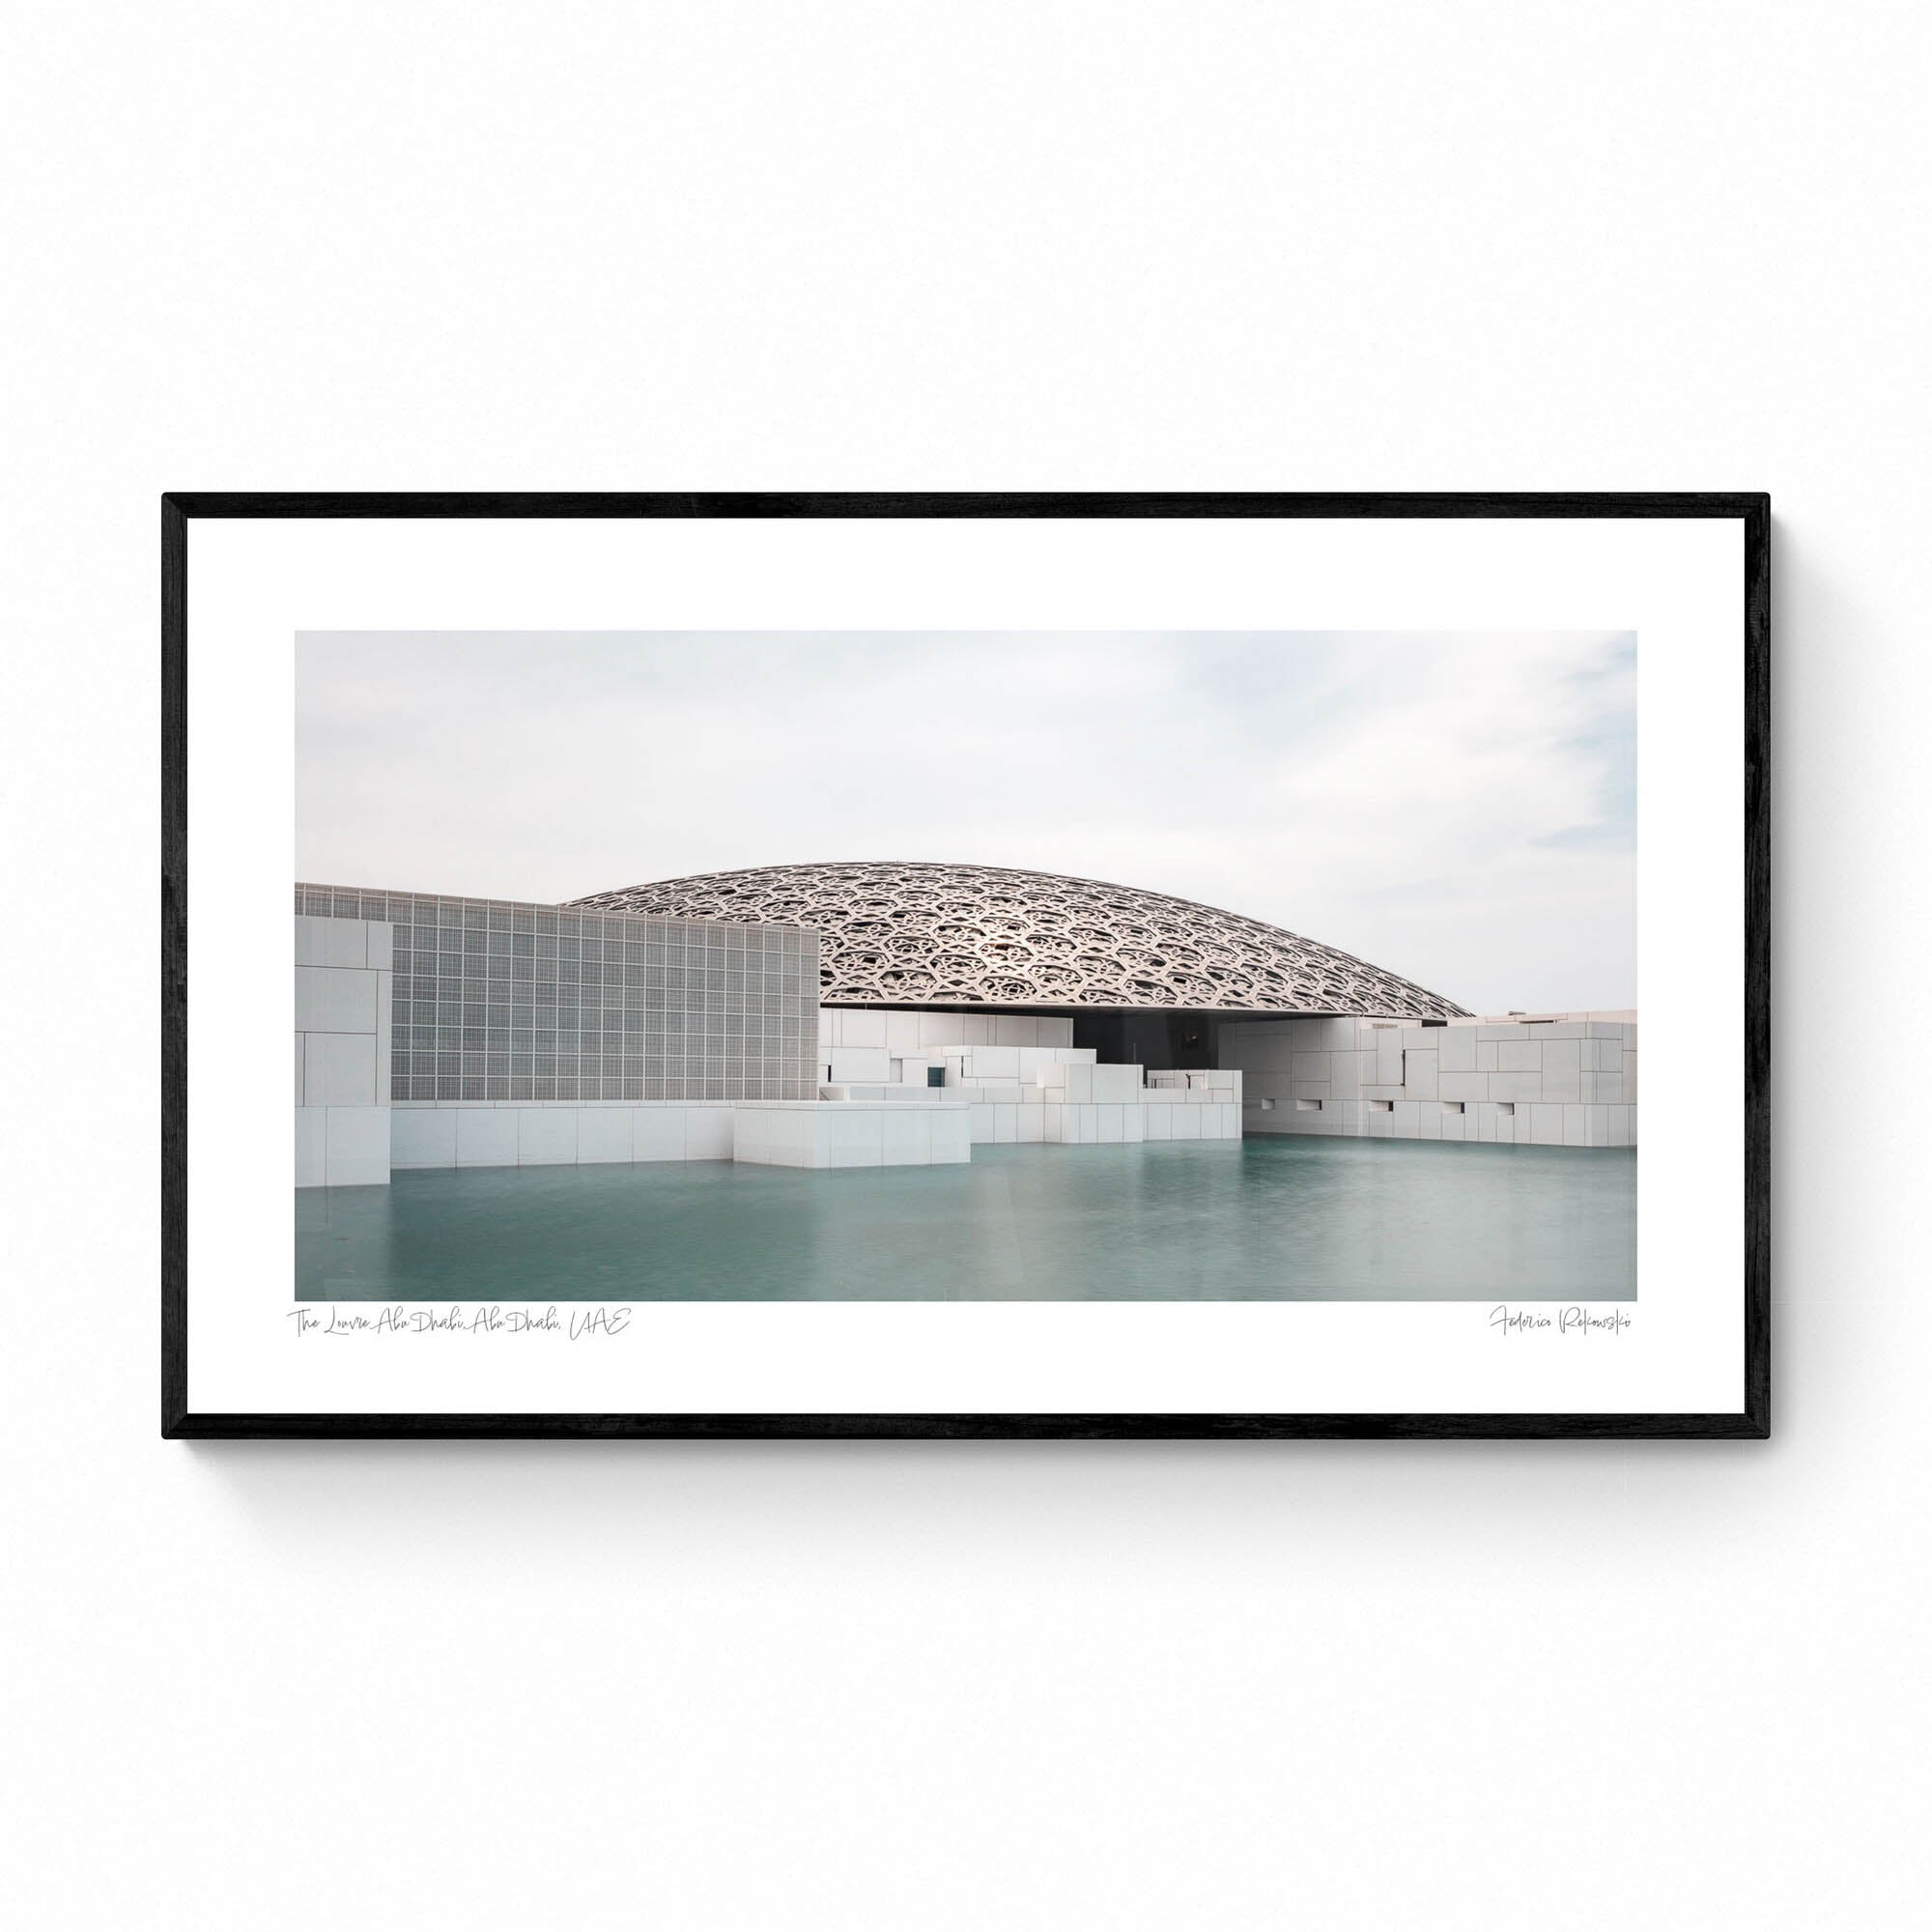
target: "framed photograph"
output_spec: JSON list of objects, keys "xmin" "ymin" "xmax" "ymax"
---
[{"xmin": 162, "ymin": 493, "xmax": 1767, "ymax": 1438}]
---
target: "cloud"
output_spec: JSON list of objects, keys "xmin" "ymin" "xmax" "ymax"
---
[{"xmin": 296, "ymin": 629, "xmax": 1636, "ymax": 1011}]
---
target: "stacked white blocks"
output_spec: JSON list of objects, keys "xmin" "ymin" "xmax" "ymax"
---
[
  {"xmin": 295, "ymin": 915, "xmax": 392, "ymax": 1186},
  {"xmin": 1223, "ymin": 1014, "xmax": 1637, "ymax": 1149}
]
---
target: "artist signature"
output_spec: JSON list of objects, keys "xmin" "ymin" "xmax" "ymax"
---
[{"xmin": 1490, "ymin": 1305, "xmax": 1633, "ymax": 1336}]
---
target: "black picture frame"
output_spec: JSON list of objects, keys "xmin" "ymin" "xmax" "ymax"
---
[{"xmin": 162, "ymin": 492, "xmax": 1769, "ymax": 1440}]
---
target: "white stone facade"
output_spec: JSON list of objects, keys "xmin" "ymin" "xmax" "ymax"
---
[
  {"xmin": 295, "ymin": 915, "xmax": 393, "ymax": 1186},
  {"xmin": 821, "ymin": 1006, "xmax": 1243, "ymax": 1146},
  {"xmin": 1223, "ymin": 1013, "xmax": 1638, "ymax": 1149}
]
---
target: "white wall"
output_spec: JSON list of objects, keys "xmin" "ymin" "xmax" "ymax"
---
[
  {"xmin": 11, "ymin": 9, "xmax": 1928, "ymax": 1931},
  {"xmin": 294, "ymin": 914, "xmax": 392, "ymax": 1184},
  {"xmin": 1225, "ymin": 1015, "xmax": 1637, "ymax": 1147}
]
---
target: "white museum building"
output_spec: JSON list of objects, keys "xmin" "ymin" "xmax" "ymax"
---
[{"xmin": 294, "ymin": 861, "xmax": 1636, "ymax": 1187}]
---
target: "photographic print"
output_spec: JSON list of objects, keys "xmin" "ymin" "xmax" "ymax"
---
[
  {"xmin": 292, "ymin": 628, "xmax": 1638, "ymax": 1307},
  {"xmin": 163, "ymin": 494, "xmax": 1765, "ymax": 1435}
]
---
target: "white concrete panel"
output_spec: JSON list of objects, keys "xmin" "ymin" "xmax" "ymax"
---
[
  {"xmin": 311, "ymin": 916, "xmax": 368, "ymax": 968},
  {"xmin": 1015, "ymin": 1106, "xmax": 1043, "ymax": 1143},
  {"xmin": 968, "ymin": 1103, "xmax": 993, "ymax": 1142},
  {"xmin": 1491, "ymin": 1070, "xmax": 1543, "ymax": 1103},
  {"xmin": 930, "ymin": 1111, "xmax": 972, "ymax": 1163},
  {"xmin": 375, "ymin": 972, "xmax": 393, "ymax": 1102},
  {"xmin": 838, "ymin": 1009, "xmax": 888, "ymax": 1048},
  {"xmin": 577, "ymin": 1109, "xmax": 635, "ymax": 1163},
  {"xmin": 1404, "ymin": 1049, "xmax": 1439, "ymax": 1100},
  {"xmin": 293, "ymin": 1034, "xmax": 304, "ymax": 1105},
  {"xmin": 1529, "ymin": 1104, "xmax": 1567, "ymax": 1147},
  {"xmin": 1542, "ymin": 1039, "xmax": 1582, "ymax": 1077},
  {"xmin": 1437, "ymin": 1027, "xmax": 1477, "ymax": 1072},
  {"xmin": 1091, "ymin": 1065, "xmax": 1141, "ymax": 1103},
  {"xmin": 685, "ymin": 1108, "xmax": 735, "ymax": 1160},
  {"xmin": 325, "ymin": 1107, "xmax": 391, "ymax": 1186},
  {"xmin": 456, "ymin": 1108, "xmax": 520, "ymax": 1168},
  {"xmin": 884, "ymin": 1011, "xmax": 923, "ymax": 1053},
  {"xmin": 365, "ymin": 921, "xmax": 393, "ymax": 971},
  {"xmin": 304, "ymin": 1032, "xmax": 378, "ymax": 1107},
  {"xmin": 294, "ymin": 1107, "xmax": 327, "ymax": 1188},
  {"xmin": 633, "ymin": 1109, "xmax": 687, "ymax": 1163},
  {"xmin": 296, "ymin": 965, "xmax": 380, "ymax": 1035},
  {"xmin": 1498, "ymin": 1041, "xmax": 1542, "ymax": 1073},
  {"xmin": 880, "ymin": 1108, "xmax": 931, "ymax": 1164},
  {"xmin": 828, "ymin": 1047, "xmax": 893, "ymax": 1084},
  {"xmin": 390, "ymin": 1108, "xmax": 458, "ymax": 1169},
  {"xmin": 518, "ymin": 1109, "xmax": 579, "ymax": 1165}
]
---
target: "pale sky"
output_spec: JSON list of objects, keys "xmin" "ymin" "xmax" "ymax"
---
[{"xmin": 296, "ymin": 631, "xmax": 1636, "ymax": 1012}]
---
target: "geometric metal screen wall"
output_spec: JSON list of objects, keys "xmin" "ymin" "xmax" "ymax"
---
[
  {"xmin": 569, "ymin": 860, "xmax": 1467, "ymax": 1019},
  {"xmin": 295, "ymin": 884, "xmax": 821, "ymax": 1103}
]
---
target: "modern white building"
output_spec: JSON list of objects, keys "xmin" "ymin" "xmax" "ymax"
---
[{"xmin": 295, "ymin": 862, "xmax": 1633, "ymax": 1186}]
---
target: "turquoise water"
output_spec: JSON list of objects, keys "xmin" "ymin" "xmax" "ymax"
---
[{"xmin": 296, "ymin": 1138, "xmax": 1635, "ymax": 1301}]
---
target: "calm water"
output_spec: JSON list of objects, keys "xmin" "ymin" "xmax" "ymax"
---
[{"xmin": 296, "ymin": 1138, "xmax": 1635, "ymax": 1302}]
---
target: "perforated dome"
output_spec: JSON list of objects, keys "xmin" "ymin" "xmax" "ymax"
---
[{"xmin": 569, "ymin": 862, "xmax": 1464, "ymax": 1017}]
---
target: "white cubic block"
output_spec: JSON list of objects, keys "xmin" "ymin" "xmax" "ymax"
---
[{"xmin": 1437, "ymin": 1027, "xmax": 1477, "ymax": 1072}]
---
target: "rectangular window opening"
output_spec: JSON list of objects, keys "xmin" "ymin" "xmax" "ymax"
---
[
  {"xmin": 1293, "ymin": 1097, "xmax": 1321, "ymax": 1112},
  {"xmin": 1496, "ymin": 1101, "xmax": 1516, "ymax": 1116},
  {"xmin": 1369, "ymin": 1099, "xmax": 1395, "ymax": 1113},
  {"xmin": 1442, "ymin": 1101, "xmax": 1465, "ymax": 1115}
]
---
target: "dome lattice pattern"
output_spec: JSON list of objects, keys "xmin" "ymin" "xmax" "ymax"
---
[{"xmin": 569, "ymin": 862, "xmax": 1465, "ymax": 1017}]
